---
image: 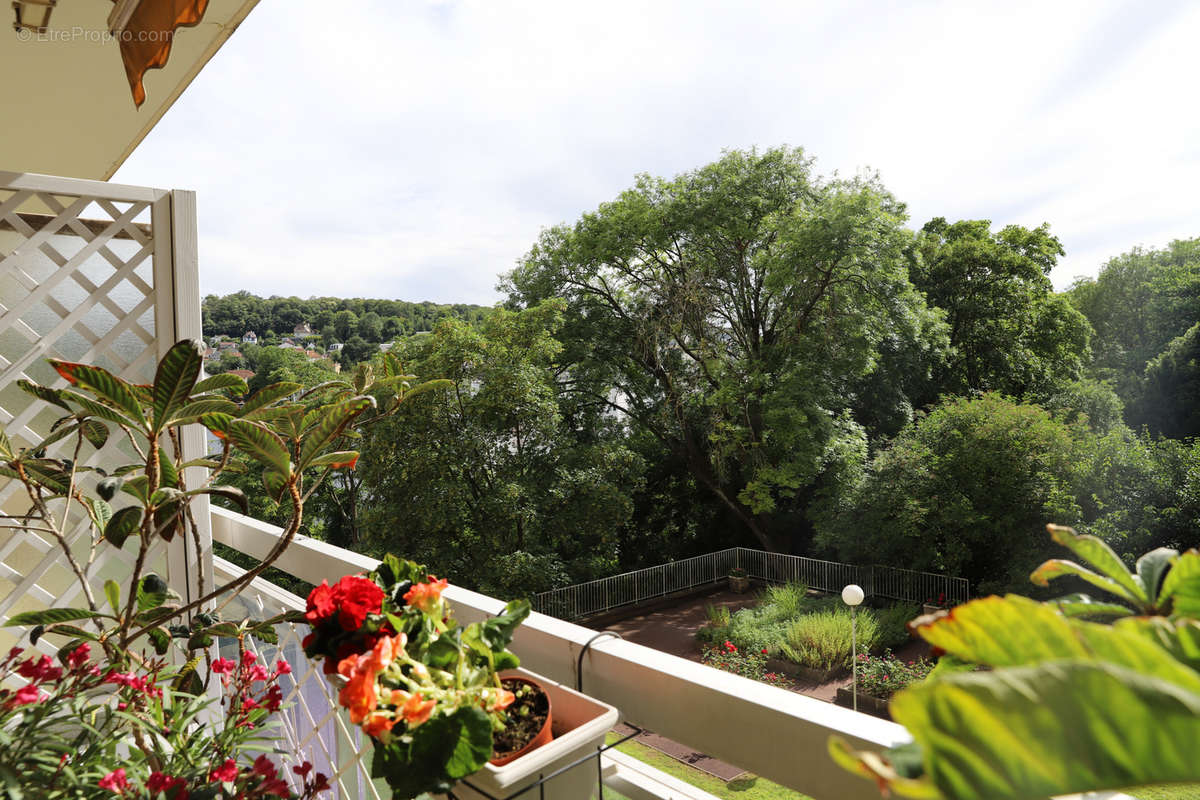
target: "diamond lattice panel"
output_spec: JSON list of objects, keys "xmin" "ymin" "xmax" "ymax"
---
[
  {"xmin": 215, "ymin": 559, "xmax": 383, "ymax": 799},
  {"xmin": 0, "ymin": 177, "xmax": 170, "ymax": 660}
]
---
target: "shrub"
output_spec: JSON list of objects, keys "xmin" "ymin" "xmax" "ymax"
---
[
  {"xmin": 701, "ymin": 640, "xmax": 789, "ymax": 688},
  {"xmin": 705, "ymin": 603, "xmax": 732, "ymax": 628},
  {"xmin": 779, "ymin": 608, "xmax": 880, "ymax": 671},
  {"xmin": 855, "ymin": 651, "xmax": 933, "ymax": 699},
  {"xmin": 759, "ymin": 581, "xmax": 809, "ymax": 619},
  {"xmin": 871, "ymin": 603, "xmax": 918, "ymax": 651}
]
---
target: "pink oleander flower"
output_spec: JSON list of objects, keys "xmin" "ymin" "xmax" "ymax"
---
[
  {"xmin": 99, "ymin": 768, "xmax": 129, "ymax": 792},
  {"xmin": 210, "ymin": 759, "xmax": 239, "ymax": 783},
  {"xmin": 211, "ymin": 657, "xmax": 235, "ymax": 674}
]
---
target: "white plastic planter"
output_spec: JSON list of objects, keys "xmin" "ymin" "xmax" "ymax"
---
[{"xmin": 448, "ymin": 668, "xmax": 619, "ymax": 800}]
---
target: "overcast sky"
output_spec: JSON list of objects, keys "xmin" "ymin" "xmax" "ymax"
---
[{"xmin": 113, "ymin": 0, "xmax": 1200, "ymax": 306}]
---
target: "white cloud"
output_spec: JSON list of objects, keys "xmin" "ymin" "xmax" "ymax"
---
[{"xmin": 113, "ymin": 0, "xmax": 1200, "ymax": 303}]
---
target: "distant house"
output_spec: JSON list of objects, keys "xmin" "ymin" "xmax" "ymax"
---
[
  {"xmin": 328, "ymin": 342, "xmax": 344, "ymax": 352},
  {"xmin": 228, "ymin": 369, "xmax": 255, "ymax": 382},
  {"xmin": 305, "ymin": 349, "xmax": 323, "ymax": 360},
  {"xmin": 241, "ymin": 331, "xmax": 257, "ymax": 344},
  {"xmin": 217, "ymin": 340, "xmax": 237, "ymax": 351},
  {"xmin": 293, "ymin": 322, "xmax": 313, "ymax": 337}
]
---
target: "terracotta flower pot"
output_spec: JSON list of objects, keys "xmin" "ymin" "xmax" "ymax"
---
[{"xmin": 489, "ymin": 676, "xmax": 554, "ymax": 766}]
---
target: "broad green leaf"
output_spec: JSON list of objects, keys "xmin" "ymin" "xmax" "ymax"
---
[
  {"xmin": 297, "ymin": 396, "xmax": 374, "ymax": 472},
  {"xmin": 1136, "ymin": 547, "xmax": 1179, "ymax": 606},
  {"xmin": 1038, "ymin": 524, "xmax": 1145, "ymax": 603},
  {"xmin": 85, "ymin": 497, "xmax": 112, "ymax": 531},
  {"xmin": 104, "ymin": 506, "xmax": 142, "ymax": 549},
  {"xmin": 199, "ymin": 412, "xmax": 235, "ymax": 439},
  {"xmin": 890, "ymin": 661, "xmax": 1200, "ymax": 800},
  {"xmin": 137, "ymin": 574, "xmax": 171, "ymax": 611},
  {"xmin": 30, "ymin": 421, "xmax": 80, "ymax": 452},
  {"xmin": 238, "ymin": 382, "xmax": 302, "ymax": 421},
  {"xmin": 96, "ymin": 476, "xmax": 122, "ymax": 501},
  {"xmin": 911, "ymin": 595, "xmax": 1087, "ymax": 665},
  {"xmin": 103, "ymin": 579, "xmax": 120, "ymax": 616},
  {"xmin": 120, "ymin": 475, "xmax": 149, "ymax": 503},
  {"xmin": 197, "ymin": 485, "xmax": 249, "ymax": 514},
  {"xmin": 261, "ymin": 467, "xmax": 288, "ymax": 503},
  {"xmin": 169, "ymin": 397, "xmax": 239, "ymax": 424},
  {"xmin": 1029, "ymin": 559, "xmax": 1136, "ymax": 606},
  {"xmin": 0, "ymin": 430, "xmax": 9, "ymax": 458},
  {"xmin": 151, "ymin": 339, "xmax": 204, "ymax": 432},
  {"xmin": 305, "ymin": 450, "xmax": 360, "ymax": 470},
  {"xmin": 147, "ymin": 628, "xmax": 170, "ymax": 655},
  {"xmin": 158, "ymin": 447, "xmax": 180, "ymax": 488},
  {"xmin": 192, "ymin": 373, "xmax": 248, "ymax": 395},
  {"xmin": 59, "ymin": 389, "xmax": 139, "ymax": 428},
  {"xmin": 227, "ymin": 419, "xmax": 292, "ymax": 476},
  {"xmin": 49, "ymin": 360, "xmax": 147, "ymax": 429},
  {"xmin": 1161, "ymin": 550, "xmax": 1200, "ymax": 617},
  {"xmin": 16, "ymin": 379, "xmax": 71, "ymax": 411},
  {"xmin": 444, "ymin": 706, "xmax": 495, "ymax": 778},
  {"xmin": 5, "ymin": 607, "xmax": 103, "ymax": 627},
  {"xmin": 79, "ymin": 419, "xmax": 109, "ymax": 449},
  {"xmin": 1048, "ymin": 593, "xmax": 1134, "ymax": 619},
  {"xmin": 1113, "ymin": 616, "xmax": 1200, "ymax": 674}
]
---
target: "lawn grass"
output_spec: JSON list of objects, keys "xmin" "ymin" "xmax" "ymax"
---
[
  {"xmin": 1130, "ymin": 786, "xmax": 1200, "ymax": 799},
  {"xmin": 605, "ymin": 733, "xmax": 811, "ymax": 799}
]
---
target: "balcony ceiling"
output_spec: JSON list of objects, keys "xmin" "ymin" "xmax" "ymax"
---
[{"xmin": 1, "ymin": 0, "xmax": 259, "ymax": 180}]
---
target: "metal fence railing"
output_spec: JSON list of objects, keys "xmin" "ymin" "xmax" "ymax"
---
[{"xmin": 531, "ymin": 547, "xmax": 969, "ymax": 621}]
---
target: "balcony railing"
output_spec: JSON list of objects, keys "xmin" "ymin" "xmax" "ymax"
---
[{"xmin": 211, "ymin": 506, "xmax": 914, "ymax": 799}]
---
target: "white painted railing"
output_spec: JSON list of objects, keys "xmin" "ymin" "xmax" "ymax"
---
[
  {"xmin": 532, "ymin": 548, "xmax": 970, "ymax": 621},
  {"xmin": 211, "ymin": 506, "xmax": 910, "ymax": 799}
]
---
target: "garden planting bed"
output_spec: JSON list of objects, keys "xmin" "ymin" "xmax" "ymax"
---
[{"xmin": 834, "ymin": 688, "xmax": 892, "ymax": 720}]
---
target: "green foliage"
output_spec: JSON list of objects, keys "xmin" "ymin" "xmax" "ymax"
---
[
  {"xmin": 1132, "ymin": 322, "xmax": 1200, "ymax": 439},
  {"xmin": 779, "ymin": 608, "xmax": 880, "ymax": 672},
  {"xmin": 913, "ymin": 217, "xmax": 1091, "ymax": 401},
  {"xmin": 813, "ymin": 394, "xmax": 1082, "ymax": 593},
  {"xmin": 357, "ymin": 302, "xmax": 641, "ymax": 591},
  {"xmin": 701, "ymin": 640, "xmax": 790, "ymax": 687},
  {"xmin": 856, "ymin": 651, "xmax": 934, "ymax": 700},
  {"xmin": 832, "ymin": 527, "xmax": 1200, "ymax": 800},
  {"xmin": 504, "ymin": 146, "xmax": 942, "ymax": 551}
]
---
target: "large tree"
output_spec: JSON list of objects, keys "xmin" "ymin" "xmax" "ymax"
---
[
  {"xmin": 912, "ymin": 217, "xmax": 1091, "ymax": 402},
  {"xmin": 357, "ymin": 302, "xmax": 641, "ymax": 596},
  {"xmin": 504, "ymin": 147, "xmax": 942, "ymax": 551}
]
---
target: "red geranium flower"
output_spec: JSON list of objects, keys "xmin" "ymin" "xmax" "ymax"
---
[
  {"xmin": 209, "ymin": 759, "xmax": 239, "ymax": 783},
  {"xmin": 99, "ymin": 768, "xmax": 129, "ymax": 792},
  {"xmin": 305, "ymin": 581, "xmax": 337, "ymax": 625},
  {"xmin": 333, "ymin": 575, "xmax": 384, "ymax": 631}
]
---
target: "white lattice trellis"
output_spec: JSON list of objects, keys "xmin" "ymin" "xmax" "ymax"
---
[
  {"xmin": 0, "ymin": 171, "xmax": 208, "ymax": 657},
  {"xmin": 215, "ymin": 559, "xmax": 383, "ymax": 799}
]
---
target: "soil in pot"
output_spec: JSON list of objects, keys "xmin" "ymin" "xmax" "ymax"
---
[{"xmin": 491, "ymin": 677, "xmax": 553, "ymax": 766}]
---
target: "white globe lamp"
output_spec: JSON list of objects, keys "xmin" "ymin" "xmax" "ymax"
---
[{"xmin": 842, "ymin": 584, "xmax": 865, "ymax": 711}]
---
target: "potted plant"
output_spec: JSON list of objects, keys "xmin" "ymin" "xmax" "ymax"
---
[
  {"xmin": 0, "ymin": 339, "xmax": 422, "ymax": 795},
  {"xmin": 300, "ymin": 556, "xmax": 618, "ymax": 800},
  {"xmin": 729, "ymin": 566, "xmax": 750, "ymax": 593}
]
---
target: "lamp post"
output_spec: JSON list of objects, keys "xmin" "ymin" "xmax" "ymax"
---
[{"xmin": 842, "ymin": 584, "xmax": 865, "ymax": 712}]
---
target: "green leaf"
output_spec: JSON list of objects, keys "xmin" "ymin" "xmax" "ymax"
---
[
  {"xmin": 1136, "ymin": 547, "xmax": 1179, "ymax": 607},
  {"xmin": 297, "ymin": 396, "xmax": 374, "ymax": 472},
  {"xmin": 147, "ymin": 628, "xmax": 170, "ymax": 655},
  {"xmin": 199, "ymin": 412, "xmax": 235, "ymax": 439},
  {"xmin": 17, "ymin": 379, "xmax": 72, "ymax": 411},
  {"xmin": 1029, "ymin": 559, "xmax": 1137, "ymax": 606},
  {"xmin": 104, "ymin": 506, "xmax": 142, "ymax": 549},
  {"xmin": 1035, "ymin": 524, "xmax": 1145, "ymax": 604},
  {"xmin": 227, "ymin": 419, "xmax": 292, "ymax": 477},
  {"xmin": 79, "ymin": 419, "xmax": 109, "ymax": 449},
  {"xmin": 196, "ymin": 485, "xmax": 249, "ymax": 514},
  {"xmin": 261, "ymin": 467, "xmax": 288, "ymax": 503},
  {"xmin": 1048, "ymin": 593, "xmax": 1134, "ymax": 619},
  {"xmin": 238, "ymin": 382, "xmax": 302, "ymax": 421},
  {"xmin": 305, "ymin": 450, "xmax": 360, "ymax": 470},
  {"xmin": 0, "ymin": 429, "xmax": 10, "ymax": 458},
  {"xmin": 104, "ymin": 579, "xmax": 120, "ymax": 616},
  {"xmin": 444, "ymin": 706, "xmax": 494, "ymax": 778},
  {"xmin": 137, "ymin": 574, "xmax": 171, "ymax": 611},
  {"xmin": 96, "ymin": 476, "xmax": 123, "ymax": 501},
  {"xmin": 169, "ymin": 397, "xmax": 239, "ymax": 424},
  {"xmin": 85, "ymin": 497, "xmax": 113, "ymax": 531},
  {"xmin": 59, "ymin": 389, "xmax": 139, "ymax": 428},
  {"xmin": 151, "ymin": 339, "xmax": 205, "ymax": 432},
  {"xmin": 5, "ymin": 608, "xmax": 103, "ymax": 627},
  {"xmin": 193, "ymin": 373, "xmax": 249, "ymax": 395},
  {"xmin": 890, "ymin": 661, "xmax": 1200, "ymax": 800},
  {"xmin": 1161, "ymin": 550, "xmax": 1200, "ymax": 617},
  {"xmin": 158, "ymin": 447, "xmax": 180, "ymax": 488},
  {"xmin": 49, "ymin": 360, "xmax": 147, "ymax": 430}
]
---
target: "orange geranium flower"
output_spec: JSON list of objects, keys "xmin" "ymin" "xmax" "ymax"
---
[
  {"xmin": 363, "ymin": 712, "xmax": 395, "ymax": 738},
  {"xmin": 389, "ymin": 689, "xmax": 436, "ymax": 728},
  {"xmin": 403, "ymin": 577, "xmax": 450, "ymax": 614},
  {"xmin": 337, "ymin": 636, "xmax": 400, "ymax": 726},
  {"xmin": 489, "ymin": 689, "xmax": 515, "ymax": 712}
]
